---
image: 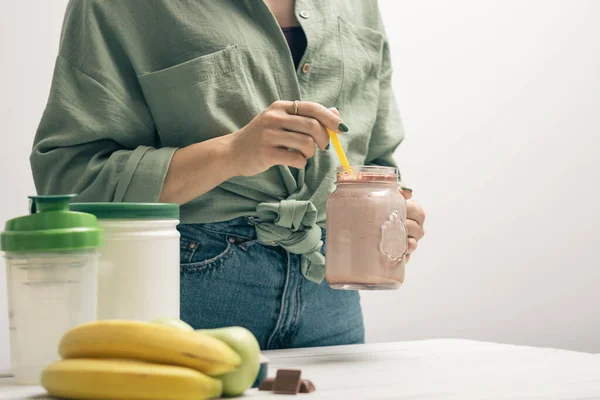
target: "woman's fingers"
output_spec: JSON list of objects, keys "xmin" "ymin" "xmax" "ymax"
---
[
  {"xmin": 407, "ymin": 237, "xmax": 418, "ymax": 254},
  {"xmin": 406, "ymin": 199, "xmax": 426, "ymax": 227},
  {"xmin": 399, "ymin": 186, "xmax": 413, "ymax": 200},
  {"xmin": 284, "ymin": 101, "xmax": 348, "ymax": 134},
  {"xmin": 281, "ymin": 116, "xmax": 329, "ymax": 150},
  {"xmin": 406, "ymin": 219, "xmax": 425, "ymax": 241},
  {"xmin": 266, "ymin": 101, "xmax": 346, "ymax": 150},
  {"xmin": 268, "ymin": 129, "xmax": 317, "ymax": 159},
  {"xmin": 398, "ymin": 193, "xmax": 424, "ymax": 263},
  {"xmin": 269, "ymin": 147, "xmax": 307, "ymax": 170}
]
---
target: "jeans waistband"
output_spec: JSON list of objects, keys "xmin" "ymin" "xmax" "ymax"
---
[
  {"xmin": 178, "ymin": 217, "xmax": 326, "ymax": 242},
  {"xmin": 178, "ymin": 217, "xmax": 258, "ymax": 241}
]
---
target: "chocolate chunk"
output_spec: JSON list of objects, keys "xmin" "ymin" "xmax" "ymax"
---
[
  {"xmin": 273, "ymin": 369, "xmax": 302, "ymax": 394},
  {"xmin": 299, "ymin": 379, "xmax": 316, "ymax": 393},
  {"xmin": 258, "ymin": 377, "xmax": 275, "ymax": 391}
]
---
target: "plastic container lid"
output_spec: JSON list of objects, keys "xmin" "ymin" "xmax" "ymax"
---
[
  {"xmin": 69, "ymin": 203, "xmax": 180, "ymax": 220},
  {"xmin": 0, "ymin": 195, "xmax": 103, "ymax": 253}
]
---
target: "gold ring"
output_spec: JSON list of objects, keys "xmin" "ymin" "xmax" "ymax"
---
[{"xmin": 293, "ymin": 100, "xmax": 299, "ymax": 115}]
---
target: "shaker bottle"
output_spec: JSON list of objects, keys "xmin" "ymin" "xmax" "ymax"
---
[
  {"xmin": 326, "ymin": 166, "xmax": 408, "ymax": 290},
  {"xmin": 0, "ymin": 195, "xmax": 102, "ymax": 384},
  {"xmin": 69, "ymin": 203, "xmax": 180, "ymax": 321}
]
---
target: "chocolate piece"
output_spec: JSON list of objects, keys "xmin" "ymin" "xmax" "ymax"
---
[
  {"xmin": 258, "ymin": 377, "xmax": 275, "ymax": 391},
  {"xmin": 299, "ymin": 379, "xmax": 316, "ymax": 393},
  {"xmin": 273, "ymin": 369, "xmax": 302, "ymax": 395}
]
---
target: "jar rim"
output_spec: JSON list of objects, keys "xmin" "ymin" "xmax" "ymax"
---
[
  {"xmin": 335, "ymin": 165, "xmax": 398, "ymax": 175},
  {"xmin": 335, "ymin": 165, "xmax": 399, "ymax": 182}
]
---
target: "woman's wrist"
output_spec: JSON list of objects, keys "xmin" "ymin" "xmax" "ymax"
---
[
  {"xmin": 215, "ymin": 132, "xmax": 241, "ymax": 180},
  {"xmin": 159, "ymin": 134, "xmax": 240, "ymax": 204}
]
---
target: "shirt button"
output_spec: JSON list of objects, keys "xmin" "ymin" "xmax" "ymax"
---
[
  {"xmin": 301, "ymin": 63, "xmax": 311, "ymax": 74},
  {"xmin": 299, "ymin": 10, "xmax": 310, "ymax": 19}
]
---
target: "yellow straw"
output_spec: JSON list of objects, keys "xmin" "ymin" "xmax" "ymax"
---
[{"xmin": 326, "ymin": 128, "xmax": 352, "ymax": 173}]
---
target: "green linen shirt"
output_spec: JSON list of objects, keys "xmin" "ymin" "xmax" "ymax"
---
[{"xmin": 31, "ymin": 0, "xmax": 404, "ymax": 282}]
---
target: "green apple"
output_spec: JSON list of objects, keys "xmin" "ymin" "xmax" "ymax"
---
[
  {"xmin": 196, "ymin": 326, "xmax": 261, "ymax": 397},
  {"xmin": 151, "ymin": 317, "xmax": 194, "ymax": 332}
]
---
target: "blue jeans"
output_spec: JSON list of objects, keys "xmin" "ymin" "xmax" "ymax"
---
[{"xmin": 178, "ymin": 217, "xmax": 365, "ymax": 350}]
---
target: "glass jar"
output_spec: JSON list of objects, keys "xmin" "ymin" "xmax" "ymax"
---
[{"xmin": 326, "ymin": 166, "xmax": 408, "ymax": 290}]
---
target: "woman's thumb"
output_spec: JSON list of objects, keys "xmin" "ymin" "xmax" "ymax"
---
[{"xmin": 399, "ymin": 185, "xmax": 413, "ymax": 200}]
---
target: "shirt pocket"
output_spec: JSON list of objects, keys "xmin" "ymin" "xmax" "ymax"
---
[
  {"xmin": 336, "ymin": 17, "xmax": 385, "ymax": 157},
  {"xmin": 138, "ymin": 45, "xmax": 261, "ymax": 148}
]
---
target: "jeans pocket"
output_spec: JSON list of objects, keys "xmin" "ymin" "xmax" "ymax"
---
[{"xmin": 179, "ymin": 225, "xmax": 234, "ymax": 272}]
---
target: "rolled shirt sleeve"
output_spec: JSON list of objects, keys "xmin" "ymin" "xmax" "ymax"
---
[{"xmin": 30, "ymin": 2, "xmax": 176, "ymax": 203}]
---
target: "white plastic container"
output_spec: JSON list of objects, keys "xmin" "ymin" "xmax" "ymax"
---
[
  {"xmin": 69, "ymin": 203, "xmax": 180, "ymax": 321},
  {"xmin": 1, "ymin": 195, "xmax": 102, "ymax": 384}
]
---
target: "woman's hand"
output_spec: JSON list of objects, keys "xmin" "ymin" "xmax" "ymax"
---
[
  {"xmin": 226, "ymin": 100, "xmax": 347, "ymax": 177},
  {"xmin": 400, "ymin": 187, "xmax": 426, "ymax": 263},
  {"xmin": 160, "ymin": 100, "xmax": 345, "ymax": 205}
]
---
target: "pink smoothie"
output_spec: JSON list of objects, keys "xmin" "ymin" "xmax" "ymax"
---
[{"xmin": 326, "ymin": 170, "xmax": 407, "ymax": 290}]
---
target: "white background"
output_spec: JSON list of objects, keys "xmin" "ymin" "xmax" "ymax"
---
[{"xmin": 1, "ymin": 0, "xmax": 599, "ymax": 370}]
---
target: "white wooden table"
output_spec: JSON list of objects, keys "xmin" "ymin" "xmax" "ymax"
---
[{"xmin": 1, "ymin": 339, "xmax": 599, "ymax": 399}]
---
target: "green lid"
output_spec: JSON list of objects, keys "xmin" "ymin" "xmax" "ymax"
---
[
  {"xmin": 69, "ymin": 202, "xmax": 180, "ymax": 220},
  {"xmin": 1, "ymin": 195, "xmax": 103, "ymax": 253}
]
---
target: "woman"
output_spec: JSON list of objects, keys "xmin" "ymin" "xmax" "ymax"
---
[{"xmin": 31, "ymin": 0, "xmax": 426, "ymax": 349}]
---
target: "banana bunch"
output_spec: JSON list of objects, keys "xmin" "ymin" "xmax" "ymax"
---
[{"xmin": 41, "ymin": 320, "xmax": 243, "ymax": 400}]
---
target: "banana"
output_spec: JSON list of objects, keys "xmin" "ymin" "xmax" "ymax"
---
[
  {"xmin": 59, "ymin": 320, "xmax": 241, "ymax": 376},
  {"xmin": 42, "ymin": 358, "xmax": 222, "ymax": 400}
]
